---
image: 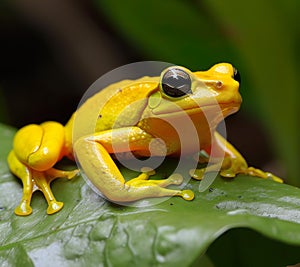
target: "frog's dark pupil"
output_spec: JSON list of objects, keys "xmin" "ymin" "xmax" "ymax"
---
[{"xmin": 161, "ymin": 68, "xmax": 192, "ymax": 97}]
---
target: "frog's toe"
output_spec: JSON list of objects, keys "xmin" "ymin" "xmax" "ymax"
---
[
  {"xmin": 267, "ymin": 173, "xmax": 283, "ymax": 183},
  {"xmin": 220, "ymin": 169, "xmax": 236, "ymax": 178},
  {"xmin": 180, "ymin": 190, "xmax": 195, "ymax": 201},
  {"xmin": 189, "ymin": 168, "xmax": 205, "ymax": 180},
  {"xmin": 47, "ymin": 201, "xmax": 64, "ymax": 215},
  {"xmin": 66, "ymin": 169, "xmax": 80, "ymax": 180},
  {"xmin": 15, "ymin": 202, "xmax": 32, "ymax": 216},
  {"xmin": 166, "ymin": 173, "xmax": 183, "ymax": 185},
  {"xmin": 246, "ymin": 167, "xmax": 284, "ymax": 183},
  {"xmin": 140, "ymin": 167, "xmax": 155, "ymax": 176}
]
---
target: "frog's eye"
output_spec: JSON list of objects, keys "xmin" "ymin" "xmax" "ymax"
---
[{"xmin": 161, "ymin": 68, "xmax": 192, "ymax": 97}]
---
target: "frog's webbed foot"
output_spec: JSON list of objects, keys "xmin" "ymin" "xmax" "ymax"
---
[
  {"xmin": 189, "ymin": 157, "xmax": 283, "ymax": 184},
  {"xmin": 219, "ymin": 157, "xmax": 284, "ymax": 183},
  {"xmin": 125, "ymin": 167, "xmax": 194, "ymax": 201},
  {"xmin": 37, "ymin": 168, "xmax": 79, "ymax": 214},
  {"xmin": 8, "ymin": 150, "xmax": 79, "ymax": 216},
  {"xmin": 240, "ymin": 167, "xmax": 283, "ymax": 183},
  {"xmin": 15, "ymin": 168, "xmax": 78, "ymax": 216},
  {"xmin": 191, "ymin": 133, "xmax": 284, "ymax": 184}
]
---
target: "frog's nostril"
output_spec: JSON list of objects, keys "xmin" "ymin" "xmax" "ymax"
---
[{"xmin": 233, "ymin": 67, "xmax": 241, "ymax": 85}]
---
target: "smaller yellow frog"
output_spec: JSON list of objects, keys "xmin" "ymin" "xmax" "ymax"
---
[{"xmin": 7, "ymin": 63, "xmax": 283, "ymax": 216}]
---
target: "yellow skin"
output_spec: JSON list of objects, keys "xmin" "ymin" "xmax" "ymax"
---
[{"xmin": 7, "ymin": 63, "xmax": 283, "ymax": 216}]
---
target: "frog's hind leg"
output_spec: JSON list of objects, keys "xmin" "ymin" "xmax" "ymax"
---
[
  {"xmin": 190, "ymin": 131, "xmax": 284, "ymax": 183},
  {"xmin": 8, "ymin": 150, "xmax": 64, "ymax": 215},
  {"xmin": 8, "ymin": 122, "xmax": 79, "ymax": 215},
  {"xmin": 7, "ymin": 151, "xmax": 34, "ymax": 216},
  {"xmin": 74, "ymin": 134, "xmax": 195, "ymax": 203},
  {"xmin": 8, "ymin": 151, "xmax": 77, "ymax": 215}
]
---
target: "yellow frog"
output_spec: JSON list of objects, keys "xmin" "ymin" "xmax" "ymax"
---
[{"xmin": 7, "ymin": 63, "xmax": 282, "ymax": 216}]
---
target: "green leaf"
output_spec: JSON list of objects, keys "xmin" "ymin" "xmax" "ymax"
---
[{"xmin": 1, "ymin": 123, "xmax": 300, "ymax": 266}]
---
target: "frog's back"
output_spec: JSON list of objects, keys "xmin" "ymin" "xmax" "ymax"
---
[{"xmin": 71, "ymin": 76, "xmax": 159, "ymax": 141}]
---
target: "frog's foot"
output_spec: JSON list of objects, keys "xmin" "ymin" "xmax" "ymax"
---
[
  {"xmin": 9, "ymin": 155, "xmax": 78, "ymax": 216},
  {"xmin": 241, "ymin": 167, "xmax": 283, "ymax": 183},
  {"xmin": 190, "ymin": 161, "xmax": 283, "ymax": 184},
  {"xmin": 32, "ymin": 168, "xmax": 79, "ymax": 214},
  {"xmin": 124, "ymin": 168, "xmax": 194, "ymax": 201},
  {"xmin": 13, "ymin": 168, "xmax": 78, "ymax": 216}
]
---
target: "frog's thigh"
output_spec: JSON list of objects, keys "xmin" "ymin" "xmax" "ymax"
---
[
  {"xmin": 13, "ymin": 122, "xmax": 65, "ymax": 171},
  {"xmin": 74, "ymin": 127, "xmax": 193, "ymax": 202}
]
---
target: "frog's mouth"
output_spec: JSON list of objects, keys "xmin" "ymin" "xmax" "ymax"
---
[{"xmin": 151, "ymin": 100, "xmax": 241, "ymax": 119}]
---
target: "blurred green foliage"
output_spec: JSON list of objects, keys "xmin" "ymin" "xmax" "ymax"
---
[{"xmin": 95, "ymin": 0, "xmax": 299, "ymax": 186}]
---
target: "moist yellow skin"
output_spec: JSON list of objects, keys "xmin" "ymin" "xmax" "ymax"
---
[{"xmin": 7, "ymin": 63, "xmax": 283, "ymax": 216}]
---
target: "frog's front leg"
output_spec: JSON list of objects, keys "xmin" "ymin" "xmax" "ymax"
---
[
  {"xmin": 74, "ymin": 126, "xmax": 194, "ymax": 203},
  {"xmin": 191, "ymin": 132, "xmax": 283, "ymax": 183}
]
